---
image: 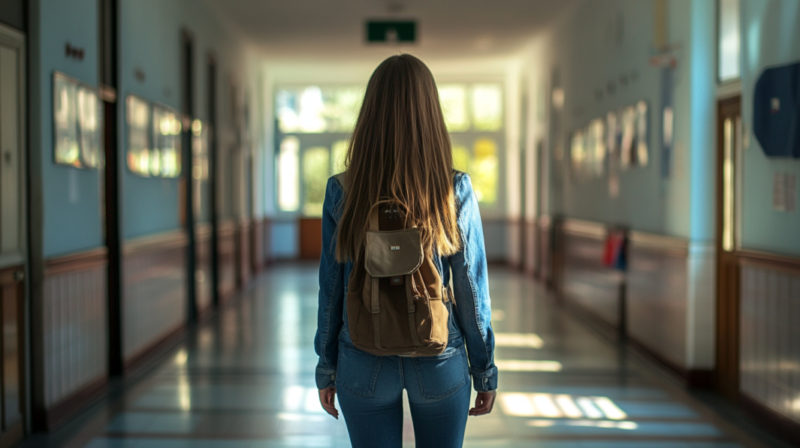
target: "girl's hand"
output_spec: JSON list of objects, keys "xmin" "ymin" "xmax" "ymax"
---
[
  {"xmin": 469, "ymin": 390, "xmax": 497, "ymax": 416},
  {"xmin": 319, "ymin": 387, "xmax": 339, "ymax": 419}
]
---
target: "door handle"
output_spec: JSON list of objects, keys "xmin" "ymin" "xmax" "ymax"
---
[{"xmin": 14, "ymin": 270, "xmax": 24, "ymax": 281}]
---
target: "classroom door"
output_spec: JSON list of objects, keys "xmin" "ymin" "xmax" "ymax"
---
[
  {"xmin": 715, "ymin": 96, "xmax": 742, "ymax": 400},
  {"xmin": 0, "ymin": 24, "xmax": 26, "ymax": 447}
]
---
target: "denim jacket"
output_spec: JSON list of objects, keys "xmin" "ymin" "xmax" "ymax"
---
[{"xmin": 314, "ymin": 171, "xmax": 498, "ymax": 392}]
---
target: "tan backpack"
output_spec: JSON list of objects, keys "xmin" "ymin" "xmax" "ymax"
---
[{"xmin": 336, "ymin": 174, "xmax": 453, "ymax": 357}]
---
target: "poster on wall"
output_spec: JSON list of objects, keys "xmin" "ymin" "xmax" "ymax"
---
[
  {"xmin": 126, "ymin": 95, "xmax": 152, "ymax": 176},
  {"xmin": 607, "ymin": 111, "xmax": 620, "ymax": 197},
  {"xmin": 53, "ymin": 72, "xmax": 102, "ymax": 168},
  {"xmin": 192, "ymin": 120, "xmax": 209, "ymax": 217},
  {"xmin": 152, "ymin": 104, "xmax": 182, "ymax": 178},
  {"xmin": 568, "ymin": 119, "xmax": 606, "ymax": 182}
]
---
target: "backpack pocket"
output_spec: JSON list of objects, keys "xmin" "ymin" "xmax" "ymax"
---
[
  {"xmin": 365, "ymin": 229, "xmax": 423, "ymax": 277},
  {"xmin": 336, "ymin": 342, "xmax": 383, "ymax": 397},
  {"xmin": 411, "ymin": 345, "xmax": 469, "ymax": 400}
]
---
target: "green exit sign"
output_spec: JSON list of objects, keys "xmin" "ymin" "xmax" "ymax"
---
[{"xmin": 366, "ymin": 20, "xmax": 417, "ymax": 43}]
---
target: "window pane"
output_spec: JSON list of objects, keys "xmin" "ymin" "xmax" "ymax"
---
[
  {"xmin": 331, "ymin": 140, "xmax": 349, "ymax": 174},
  {"xmin": 276, "ymin": 86, "xmax": 364, "ymax": 133},
  {"xmin": 472, "ymin": 138, "xmax": 498, "ymax": 204},
  {"xmin": 303, "ymin": 147, "xmax": 331, "ymax": 216},
  {"xmin": 278, "ymin": 136, "xmax": 300, "ymax": 211},
  {"xmin": 718, "ymin": 0, "xmax": 741, "ymax": 82},
  {"xmin": 471, "ymin": 84, "xmax": 503, "ymax": 131},
  {"xmin": 452, "ymin": 144, "xmax": 471, "ymax": 173},
  {"xmin": 276, "ymin": 89, "xmax": 300, "ymax": 133},
  {"xmin": 439, "ymin": 85, "xmax": 469, "ymax": 132},
  {"xmin": 323, "ymin": 88, "xmax": 363, "ymax": 132}
]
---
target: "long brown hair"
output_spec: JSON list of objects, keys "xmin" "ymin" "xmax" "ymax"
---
[{"xmin": 336, "ymin": 54, "xmax": 460, "ymax": 262}]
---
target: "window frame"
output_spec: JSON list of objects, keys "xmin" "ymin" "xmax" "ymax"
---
[{"xmin": 716, "ymin": 0, "xmax": 742, "ymax": 84}]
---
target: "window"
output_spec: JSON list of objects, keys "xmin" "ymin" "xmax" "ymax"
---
[
  {"xmin": 276, "ymin": 86, "xmax": 364, "ymax": 133},
  {"xmin": 718, "ymin": 0, "xmax": 741, "ymax": 82},
  {"xmin": 444, "ymin": 83, "xmax": 504, "ymax": 206},
  {"xmin": 302, "ymin": 147, "xmax": 330, "ymax": 216},
  {"xmin": 275, "ymin": 82, "xmax": 504, "ymax": 214},
  {"xmin": 275, "ymin": 86, "xmax": 363, "ymax": 216}
]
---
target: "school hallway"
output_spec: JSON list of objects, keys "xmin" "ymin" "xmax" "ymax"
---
[{"xmin": 14, "ymin": 264, "xmax": 785, "ymax": 448}]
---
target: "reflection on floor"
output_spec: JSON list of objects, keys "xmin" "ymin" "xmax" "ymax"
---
[{"xmin": 23, "ymin": 264, "xmax": 783, "ymax": 447}]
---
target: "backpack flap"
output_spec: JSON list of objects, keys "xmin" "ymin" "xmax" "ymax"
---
[{"xmin": 365, "ymin": 229, "xmax": 423, "ymax": 277}]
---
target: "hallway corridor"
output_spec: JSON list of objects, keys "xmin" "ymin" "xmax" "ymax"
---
[{"xmin": 23, "ymin": 265, "xmax": 784, "ymax": 448}]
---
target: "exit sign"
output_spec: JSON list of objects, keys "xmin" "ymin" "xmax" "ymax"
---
[{"xmin": 366, "ymin": 20, "xmax": 417, "ymax": 43}]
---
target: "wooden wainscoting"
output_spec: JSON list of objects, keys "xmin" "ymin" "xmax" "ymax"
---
[
  {"xmin": 560, "ymin": 219, "xmax": 624, "ymax": 327},
  {"xmin": 250, "ymin": 217, "xmax": 265, "ymax": 273},
  {"xmin": 236, "ymin": 220, "xmax": 252, "ymax": 287},
  {"xmin": 534, "ymin": 216, "xmax": 552, "ymax": 284},
  {"xmin": 0, "ymin": 265, "xmax": 25, "ymax": 445},
  {"xmin": 262, "ymin": 217, "xmax": 272, "ymax": 265},
  {"xmin": 299, "ymin": 218, "xmax": 322, "ymax": 260},
  {"xmin": 37, "ymin": 249, "xmax": 107, "ymax": 431},
  {"xmin": 738, "ymin": 250, "xmax": 800, "ymax": 445},
  {"xmin": 217, "ymin": 220, "xmax": 237, "ymax": 303},
  {"xmin": 626, "ymin": 232, "xmax": 706, "ymax": 386},
  {"xmin": 122, "ymin": 231, "xmax": 187, "ymax": 371},
  {"xmin": 195, "ymin": 223, "xmax": 213, "ymax": 317},
  {"xmin": 523, "ymin": 218, "xmax": 537, "ymax": 276}
]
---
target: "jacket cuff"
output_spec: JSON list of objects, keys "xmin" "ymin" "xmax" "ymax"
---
[
  {"xmin": 316, "ymin": 366, "xmax": 337, "ymax": 390},
  {"xmin": 470, "ymin": 365, "xmax": 498, "ymax": 392}
]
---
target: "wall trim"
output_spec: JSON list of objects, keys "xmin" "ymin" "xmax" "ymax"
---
[
  {"xmin": 123, "ymin": 230, "xmax": 188, "ymax": 255},
  {"xmin": 44, "ymin": 247, "xmax": 107, "ymax": 275},
  {"xmin": 194, "ymin": 221, "xmax": 212, "ymax": 239},
  {"xmin": 562, "ymin": 218, "xmax": 606, "ymax": 239},
  {"xmin": 629, "ymin": 231, "xmax": 689, "ymax": 256},
  {"xmin": 737, "ymin": 249, "xmax": 800, "ymax": 274},
  {"xmin": 123, "ymin": 324, "xmax": 186, "ymax": 374}
]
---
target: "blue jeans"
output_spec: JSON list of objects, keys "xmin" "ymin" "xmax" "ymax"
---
[{"xmin": 336, "ymin": 337, "xmax": 471, "ymax": 448}]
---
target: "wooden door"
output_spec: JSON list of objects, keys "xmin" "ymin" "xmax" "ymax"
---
[
  {"xmin": 715, "ymin": 96, "xmax": 742, "ymax": 399},
  {"xmin": 0, "ymin": 23, "xmax": 26, "ymax": 447}
]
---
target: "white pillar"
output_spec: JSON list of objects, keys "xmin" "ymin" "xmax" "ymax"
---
[{"xmin": 685, "ymin": 0, "xmax": 717, "ymax": 371}]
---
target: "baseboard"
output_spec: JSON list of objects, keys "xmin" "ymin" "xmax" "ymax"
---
[
  {"xmin": 123, "ymin": 324, "xmax": 187, "ymax": 375},
  {"xmin": 740, "ymin": 392, "xmax": 800, "ymax": 447},
  {"xmin": 37, "ymin": 376, "xmax": 107, "ymax": 432},
  {"xmin": 0, "ymin": 421, "xmax": 23, "ymax": 448}
]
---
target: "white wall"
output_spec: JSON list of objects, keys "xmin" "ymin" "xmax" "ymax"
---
[{"xmin": 524, "ymin": 0, "xmax": 696, "ymax": 238}]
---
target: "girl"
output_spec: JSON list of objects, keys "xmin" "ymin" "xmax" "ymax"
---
[{"xmin": 315, "ymin": 54, "xmax": 497, "ymax": 448}]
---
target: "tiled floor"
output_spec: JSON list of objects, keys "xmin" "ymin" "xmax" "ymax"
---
[{"xmin": 22, "ymin": 264, "xmax": 788, "ymax": 447}]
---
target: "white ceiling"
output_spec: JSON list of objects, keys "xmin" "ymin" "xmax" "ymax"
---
[{"xmin": 202, "ymin": 0, "xmax": 581, "ymax": 62}]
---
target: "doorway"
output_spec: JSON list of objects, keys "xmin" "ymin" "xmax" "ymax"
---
[
  {"xmin": 715, "ymin": 95, "xmax": 741, "ymax": 400},
  {"xmin": 0, "ymin": 22, "xmax": 27, "ymax": 447}
]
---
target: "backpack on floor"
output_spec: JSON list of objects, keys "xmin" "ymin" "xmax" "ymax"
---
[{"xmin": 335, "ymin": 173, "xmax": 454, "ymax": 357}]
